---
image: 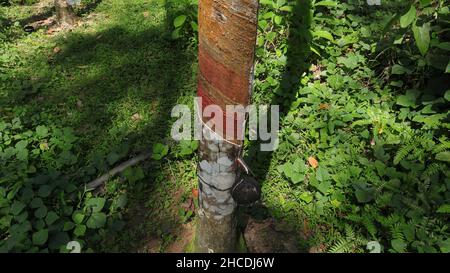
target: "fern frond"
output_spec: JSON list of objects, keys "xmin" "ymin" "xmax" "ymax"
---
[
  {"xmin": 422, "ymin": 163, "xmax": 446, "ymax": 179},
  {"xmin": 345, "ymin": 225, "xmax": 356, "ymax": 239},
  {"xmin": 432, "ymin": 141, "xmax": 450, "ymax": 154},
  {"xmin": 329, "ymin": 238, "xmax": 353, "ymax": 253},
  {"xmin": 391, "ymin": 223, "xmax": 405, "ymax": 241},
  {"xmin": 362, "ymin": 217, "xmax": 377, "ymax": 237},
  {"xmin": 394, "ymin": 143, "xmax": 414, "ymax": 165}
]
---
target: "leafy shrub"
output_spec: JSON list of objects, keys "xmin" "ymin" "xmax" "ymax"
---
[{"xmin": 0, "ymin": 118, "xmax": 128, "ymax": 252}]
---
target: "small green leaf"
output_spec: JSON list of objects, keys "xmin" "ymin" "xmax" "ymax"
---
[
  {"xmin": 115, "ymin": 194, "xmax": 127, "ymax": 209},
  {"xmin": 35, "ymin": 206, "xmax": 47, "ymax": 219},
  {"xmin": 74, "ymin": 225, "xmax": 87, "ymax": 236},
  {"xmin": 315, "ymin": 1, "xmax": 337, "ymax": 7},
  {"xmin": 30, "ymin": 197, "xmax": 44, "ymax": 208},
  {"xmin": 36, "ymin": 126, "xmax": 49, "ymax": 138},
  {"xmin": 412, "ymin": 22, "xmax": 431, "ymax": 55},
  {"xmin": 173, "ymin": 15, "xmax": 187, "ymax": 28},
  {"xmin": 10, "ymin": 201, "xmax": 26, "ymax": 216},
  {"xmin": 86, "ymin": 212, "xmax": 107, "ymax": 229},
  {"xmin": 32, "ymin": 229, "xmax": 49, "ymax": 246},
  {"xmin": 299, "ymin": 192, "xmax": 313, "ymax": 204},
  {"xmin": 38, "ymin": 185, "xmax": 52, "ymax": 198},
  {"xmin": 63, "ymin": 222, "xmax": 76, "ymax": 231},
  {"xmin": 316, "ymin": 166, "xmax": 330, "ymax": 182},
  {"xmin": 396, "ymin": 89, "xmax": 419, "ymax": 108},
  {"xmin": 391, "ymin": 64, "xmax": 410, "ymax": 75},
  {"xmin": 274, "ymin": 15, "xmax": 282, "ymax": 25},
  {"xmin": 171, "ymin": 28, "xmax": 182, "ymax": 40},
  {"xmin": 353, "ymin": 182, "xmax": 375, "ymax": 203},
  {"xmin": 45, "ymin": 211, "xmax": 59, "ymax": 226},
  {"xmin": 314, "ymin": 30, "xmax": 334, "ymax": 42},
  {"xmin": 152, "ymin": 143, "xmax": 169, "ymax": 160},
  {"xmin": 439, "ymin": 239, "xmax": 450, "ymax": 253},
  {"xmin": 107, "ymin": 152, "xmax": 121, "ymax": 166},
  {"xmin": 72, "ymin": 211, "xmax": 85, "ymax": 224}
]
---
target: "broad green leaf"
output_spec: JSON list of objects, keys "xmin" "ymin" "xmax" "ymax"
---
[
  {"xmin": 38, "ymin": 185, "xmax": 52, "ymax": 198},
  {"xmin": 316, "ymin": 166, "xmax": 330, "ymax": 182},
  {"xmin": 439, "ymin": 239, "xmax": 450, "ymax": 253},
  {"xmin": 85, "ymin": 197, "xmax": 106, "ymax": 213},
  {"xmin": 316, "ymin": 180, "xmax": 332, "ymax": 195},
  {"xmin": 315, "ymin": 1, "xmax": 337, "ymax": 7},
  {"xmin": 36, "ymin": 126, "xmax": 49, "ymax": 138},
  {"xmin": 45, "ymin": 211, "xmax": 59, "ymax": 226},
  {"xmin": 72, "ymin": 211, "xmax": 85, "ymax": 224},
  {"xmin": 30, "ymin": 197, "xmax": 44, "ymax": 208},
  {"xmin": 353, "ymin": 182, "xmax": 375, "ymax": 203},
  {"xmin": 391, "ymin": 64, "xmax": 410, "ymax": 75},
  {"xmin": 400, "ymin": 6, "xmax": 416, "ymax": 28},
  {"xmin": 313, "ymin": 30, "xmax": 334, "ymax": 42},
  {"xmin": 299, "ymin": 192, "xmax": 313, "ymax": 204},
  {"xmin": 290, "ymin": 172, "xmax": 305, "ymax": 184},
  {"xmin": 48, "ymin": 232, "xmax": 70, "ymax": 250},
  {"xmin": 412, "ymin": 23, "xmax": 431, "ymax": 55},
  {"xmin": 63, "ymin": 222, "xmax": 76, "ymax": 231},
  {"xmin": 107, "ymin": 152, "xmax": 121, "ymax": 166},
  {"xmin": 444, "ymin": 90, "xmax": 450, "ymax": 101},
  {"xmin": 10, "ymin": 201, "xmax": 26, "ymax": 216},
  {"xmin": 396, "ymin": 89, "xmax": 419, "ymax": 107},
  {"xmin": 171, "ymin": 28, "xmax": 181, "ymax": 40},
  {"xmin": 274, "ymin": 15, "xmax": 282, "ymax": 25},
  {"xmin": 74, "ymin": 225, "xmax": 87, "ymax": 236},
  {"xmin": 32, "ymin": 229, "xmax": 49, "ymax": 246},
  {"xmin": 152, "ymin": 143, "xmax": 169, "ymax": 160},
  {"xmin": 34, "ymin": 206, "xmax": 47, "ymax": 219},
  {"xmin": 115, "ymin": 194, "xmax": 127, "ymax": 209}
]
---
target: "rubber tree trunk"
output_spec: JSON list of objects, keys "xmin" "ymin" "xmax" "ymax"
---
[
  {"xmin": 195, "ymin": 0, "xmax": 259, "ymax": 253},
  {"xmin": 55, "ymin": 0, "xmax": 77, "ymax": 27}
]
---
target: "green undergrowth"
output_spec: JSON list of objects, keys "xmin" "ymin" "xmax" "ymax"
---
[{"xmin": 1, "ymin": 0, "xmax": 449, "ymax": 253}]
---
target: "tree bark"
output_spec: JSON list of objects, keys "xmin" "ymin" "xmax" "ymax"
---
[
  {"xmin": 54, "ymin": 0, "xmax": 77, "ymax": 27},
  {"xmin": 195, "ymin": 0, "xmax": 259, "ymax": 253}
]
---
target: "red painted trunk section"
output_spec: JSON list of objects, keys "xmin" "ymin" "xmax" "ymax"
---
[{"xmin": 197, "ymin": 0, "xmax": 259, "ymax": 143}]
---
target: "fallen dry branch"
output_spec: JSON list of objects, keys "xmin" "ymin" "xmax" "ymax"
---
[{"xmin": 86, "ymin": 151, "xmax": 152, "ymax": 190}]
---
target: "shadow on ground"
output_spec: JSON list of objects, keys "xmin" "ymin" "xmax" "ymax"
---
[
  {"xmin": 1, "ymin": 0, "xmax": 198, "ymax": 252},
  {"xmin": 242, "ymin": 0, "xmax": 313, "ymax": 252}
]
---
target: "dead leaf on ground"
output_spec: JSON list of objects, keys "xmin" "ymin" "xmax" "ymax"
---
[
  {"xmin": 308, "ymin": 157, "xmax": 319, "ymax": 169},
  {"xmin": 143, "ymin": 11, "xmax": 149, "ymax": 18},
  {"xmin": 192, "ymin": 188, "xmax": 199, "ymax": 199},
  {"xmin": 53, "ymin": 46, "xmax": 61, "ymax": 54},
  {"xmin": 319, "ymin": 103, "xmax": 330, "ymax": 110},
  {"xmin": 131, "ymin": 113, "xmax": 143, "ymax": 122}
]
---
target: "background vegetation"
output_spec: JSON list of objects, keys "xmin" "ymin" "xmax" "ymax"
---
[{"xmin": 0, "ymin": 0, "xmax": 449, "ymax": 253}]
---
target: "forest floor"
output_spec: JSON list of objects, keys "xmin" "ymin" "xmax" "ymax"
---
[{"xmin": 0, "ymin": 0, "xmax": 449, "ymax": 253}]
